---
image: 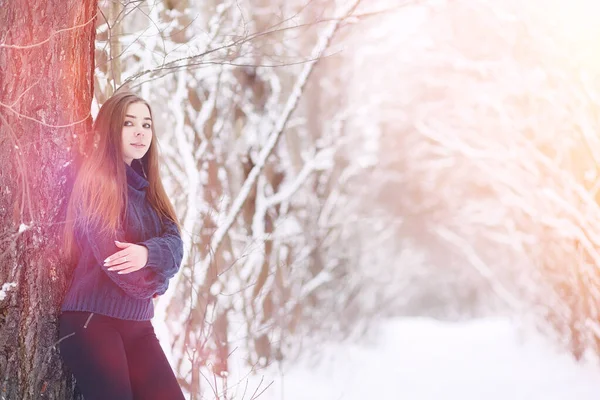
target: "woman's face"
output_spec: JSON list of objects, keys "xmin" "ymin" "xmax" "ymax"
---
[{"xmin": 121, "ymin": 102, "xmax": 153, "ymax": 166}]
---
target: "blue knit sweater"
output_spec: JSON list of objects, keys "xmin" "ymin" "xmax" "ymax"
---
[{"xmin": 61, "ymin": 160, "xmax": 183, "ymax": 321}]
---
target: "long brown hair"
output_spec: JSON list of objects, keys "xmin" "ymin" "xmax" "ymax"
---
[{"xmin": 63, "ymin": 91, "xmax": 180, "ymax": 265}]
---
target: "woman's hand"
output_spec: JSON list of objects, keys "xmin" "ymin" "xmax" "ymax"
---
[{"xmin": 103, "ymin": 241, "xmax": 149, "ymax": 274}]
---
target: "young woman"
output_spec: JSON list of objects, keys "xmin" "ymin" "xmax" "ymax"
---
[{"xmin": 59, "ymin": 91, "xmax": 186, "ymax": 400}]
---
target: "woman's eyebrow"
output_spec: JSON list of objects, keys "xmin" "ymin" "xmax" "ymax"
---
[{"xmin": 125, "ymin": 114, "xmax": 152, "ymax": 121}]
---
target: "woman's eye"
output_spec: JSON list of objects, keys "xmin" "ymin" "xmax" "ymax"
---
[
  {"xmin": 143, "ymin": 123, "xmax": 152, "ymax": 129},
  {"xmin": 124, "ymin": 121, "xmax": 133, "ymax": 126}
]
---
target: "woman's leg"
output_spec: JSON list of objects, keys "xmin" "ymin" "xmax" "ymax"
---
[
  {"xmin": 122, "ymin": 320, "xmax": 185, "ymax": 400},
  {"xmin": 58, "ymin": 311, "xmax": 133, "ymax": 400}
]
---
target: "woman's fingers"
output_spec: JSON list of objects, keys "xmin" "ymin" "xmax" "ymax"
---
[
  {"xmin": 104, "ymin": 244, "xmax": 149, "ymax": 274},
  {"xmin": 115, "ymin": 265, "xmax": 143, "ymax": 275},
  {"xmin": 107, "ymin": 263, "xmax": 143, "ymax": 274},
  {"xmin": 106, "ymin": 262, "xmax": 131, "ymax": 272},
  {"xmin": 104, "ymin": 253, "xmax": 129, "ymax": 267},
  {"xmin": 106, "ymin": 262, "xmax": 143, "ymax": 274}
]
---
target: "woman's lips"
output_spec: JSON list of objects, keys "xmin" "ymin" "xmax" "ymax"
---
[{"xmin": 131, "ymin": 144, "xmax": 145, "ymax": 148}]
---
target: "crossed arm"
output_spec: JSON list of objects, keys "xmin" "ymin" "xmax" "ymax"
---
[{"xmin": 79, "ymin": 217, "xmax": 183, "ymax": 300}]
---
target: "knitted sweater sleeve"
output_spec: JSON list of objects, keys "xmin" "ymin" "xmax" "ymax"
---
[
  {"xmin": 136, "ymin": 216, "xmax": 184, "ymax": 284},
  {"xmin": 79, "ymin": 222, "xmax": 169, "ymax": 300}
]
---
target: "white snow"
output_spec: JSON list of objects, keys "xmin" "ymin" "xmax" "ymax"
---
[
  {"xmin": 18, "ymin": 223, "xmax": 29, "ymax": 234},
  {"xmin": 0, "ymin": 282, "xmax": 17, "ymax": 301},
  {"xmin": 228, "ymin": 317, "xmax": 600, "ymax": 400}
]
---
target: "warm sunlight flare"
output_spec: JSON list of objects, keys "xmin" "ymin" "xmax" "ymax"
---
[{"xmin": 537, "ymin": 0, "xmax": 600, "ymax": 69}]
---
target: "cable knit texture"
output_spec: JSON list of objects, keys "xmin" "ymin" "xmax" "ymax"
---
[{"xmin": 61, "ymin": 160, "xmax": 183, "ymax": 321}]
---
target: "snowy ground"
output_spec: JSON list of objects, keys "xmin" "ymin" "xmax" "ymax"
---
[
  {"xmin": 231, "ymin": 317, "xmax": 600, "ymax": 400},
  {"xmin": 155, "ymin": 316, "xmax": 600, "ymax": 399}
]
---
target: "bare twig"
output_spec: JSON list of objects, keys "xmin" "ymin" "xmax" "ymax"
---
[
  {"xmin": 0, "ymin": 102, "xmax": 91, "ymax": 129},
  {"xmin": 0, "ymin": 11, "xmax": 98, "ymax": 50},
  {"xmin": 208, "ymin": 0, "xmax": 363, "ymax": 257}
]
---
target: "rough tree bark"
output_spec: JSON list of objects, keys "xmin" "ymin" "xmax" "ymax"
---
[{"xmin": 0, "ymin": 1, "xmax": 97, "ymax": 398}]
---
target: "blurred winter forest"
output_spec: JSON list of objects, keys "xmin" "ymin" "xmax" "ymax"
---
[
  {"xmin": 5, "ymin": 0, "xmax": 600, "ymax": 398},
  {"xmin": 95, "ymin": 0, "xmax": 600, "ymax": 389}
]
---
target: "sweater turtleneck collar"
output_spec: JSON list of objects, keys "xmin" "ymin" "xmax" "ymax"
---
[{"xmin": 125, "ymin": 160, "xmax": 149, "ymax": 190}]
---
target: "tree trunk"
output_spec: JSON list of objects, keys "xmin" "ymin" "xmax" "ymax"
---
[{"xmin": 0, "ymin": 1, "xmax": 97, "ymax": 398}]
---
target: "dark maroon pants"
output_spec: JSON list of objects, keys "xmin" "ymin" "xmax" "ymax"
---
[{"xmin": 58, "ymin": 311, "xmax": 185, "ymax": 400}]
